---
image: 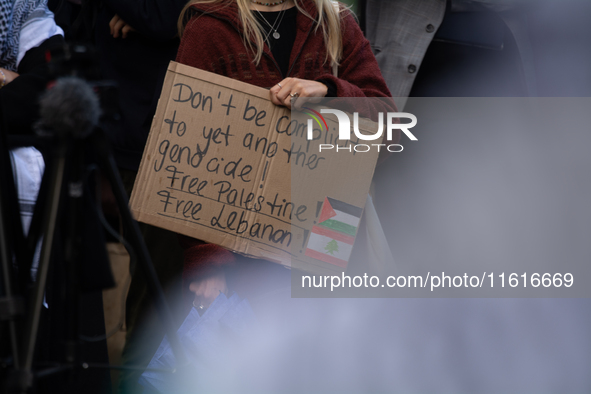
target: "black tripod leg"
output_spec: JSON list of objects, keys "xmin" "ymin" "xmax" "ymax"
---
[
  {"xmin": 0, "ymin": 145, "xmax": 22, "ymax": 370},
  {"xmin": 91, "ymin": 130, "xmax": 187, "ymax": 367},
  {"xmin": 63, "ymin": 139, "xmax": 85, "ymax": 366},
  {"xmin": 20, "ymin": 140, "xmax": 68, "ymax": 376},
  {"xmin": 0, "ymin": 145, "xmax": 29, "ymax": 296}
]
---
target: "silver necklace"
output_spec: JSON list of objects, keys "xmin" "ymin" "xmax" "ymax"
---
[{"xmin": 255, "ymin": 6, "xmax": 287, "ymax": 41}]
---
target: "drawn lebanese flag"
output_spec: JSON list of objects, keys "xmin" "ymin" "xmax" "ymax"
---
[{"xmin": 305, "ymin": 197, "xmax": 362, "ymax": 267}]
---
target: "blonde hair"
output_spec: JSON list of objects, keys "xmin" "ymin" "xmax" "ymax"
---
[{"xmin": 178, "ymin": 0, "xmax": 347, "ymax": 67}]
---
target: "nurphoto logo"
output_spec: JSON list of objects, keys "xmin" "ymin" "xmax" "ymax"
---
[{"xmin": 305, "ymin": 108, "xmax": 417, "ymax": 153}]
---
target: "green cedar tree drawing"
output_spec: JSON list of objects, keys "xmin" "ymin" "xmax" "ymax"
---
[{"xmin": 324, "ymin": 239, "xmax": 339, "ymax": 255}]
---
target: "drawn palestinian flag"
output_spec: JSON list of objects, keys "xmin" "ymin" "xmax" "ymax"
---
[{"xmin": 305, "ymin": 197, "xmax": 363, "ymax": 267}]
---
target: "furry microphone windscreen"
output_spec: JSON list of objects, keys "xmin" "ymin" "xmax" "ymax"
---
[{"xmin": 37, "ymin": 77, "xmax": 101, "ymax": 139}]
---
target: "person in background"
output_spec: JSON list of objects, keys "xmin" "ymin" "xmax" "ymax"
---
[
  {"xmin": 90, "ymin": 1, "xmax": 190, "ymax": 393},
  {"xmin": 48, "ymin": 0, "xmax": 190, "ymax": 391},
  {"xmin": 359, "ymin": 2, "xmax": 591, "ymax": 394},
  {"xmin": 1, "ymin": 0, "xmax": 64, "ymax": 134},
  {"xmin": 363, "ymin": 0, "xmax": 537, "ymax": 108},
  {"xmin": 1, "ymin": 1, "xmax": 114, "ymax": 393}
]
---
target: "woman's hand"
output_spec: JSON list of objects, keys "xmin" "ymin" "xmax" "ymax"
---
[
  {"xmin": 0, "ymin": 68, "xmax": 19, "ymax": 86},
  {"xmin": 109, "ymin": 14, "xmax": 136, "ymax": 39},
  {"xmin": 270, "ymin": 78, "xmax": 327, "ymax": 110},
  {"xmin": 189, "ymin": 270, "xmax": 228, "ymax": 309}
]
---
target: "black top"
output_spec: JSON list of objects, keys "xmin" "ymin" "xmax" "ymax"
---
[
  {"xmin": 254, "ymin": 6, "xmax": 298, "ymax": 77},
  {"xmin": 254, "ymin": 6, "xmax": 337, "ymax": 96},
  {"xmin": 93, "ymin": 0, "xmax": 187, "ymax": 170}
]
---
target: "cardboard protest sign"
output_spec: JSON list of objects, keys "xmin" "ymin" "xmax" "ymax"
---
[{"xmin": 130, "ymin": 61, "xmax": 380, "ymax": 274}]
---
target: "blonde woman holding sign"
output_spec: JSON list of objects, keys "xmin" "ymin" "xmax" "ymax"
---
[{"xmin": 176, "ymin": 0, "xmax": 392, "ymax": 308}]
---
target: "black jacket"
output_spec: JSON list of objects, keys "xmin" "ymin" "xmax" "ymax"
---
[{"xmin": 95, "ymin": 0, "xmax": 188, "ymax": 170}]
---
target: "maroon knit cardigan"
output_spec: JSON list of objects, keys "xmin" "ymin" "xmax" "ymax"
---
[{"xmin": 176, "ymin": 0, "xmax": 393, "ymax": 286}]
